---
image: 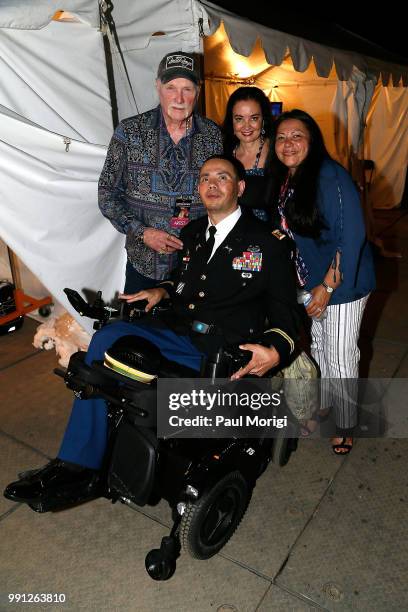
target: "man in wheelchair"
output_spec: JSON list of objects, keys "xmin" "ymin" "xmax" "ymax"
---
[{"xmin": 4, "ymin": 155, "xmax": 299, "ymax": 517}]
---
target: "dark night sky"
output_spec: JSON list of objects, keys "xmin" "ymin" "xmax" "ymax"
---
[
  {"xmin": 209, "ymin": 3, "xmax": 408, "ymax": 64},
  {"xmin": 319, "ymin": 15, "xmax": 408, "ymax": 61}
]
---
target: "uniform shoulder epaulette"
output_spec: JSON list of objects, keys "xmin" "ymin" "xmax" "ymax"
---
[{"xmin": 271, "ymin": 229, "xmax": 286, "ymax": 241}]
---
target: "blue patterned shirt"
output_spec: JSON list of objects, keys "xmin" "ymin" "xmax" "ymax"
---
[{"xmin": 98, "ymin": 106, "xmax": 222, "ymax": 280}]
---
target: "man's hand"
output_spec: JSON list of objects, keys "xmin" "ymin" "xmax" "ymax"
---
[
  {"xmin": 143, "ymin": 228, "xmax": 183, "ymax": 254},
  {"xmin": 119, "ymin": 288, "xmax": 169, "ymax": 312},
  {"xmin": 230, "ymin": 344, "xmax": 280, "ymax": 380}
]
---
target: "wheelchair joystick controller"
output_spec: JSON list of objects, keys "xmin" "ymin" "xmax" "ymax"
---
[
  {"xmin": 63, "ymin": 288, "xmax": 120, "ymax": 329},
  {"xmin": 202, "ymin": 346, "xmax": 253, "ymax": 381}
]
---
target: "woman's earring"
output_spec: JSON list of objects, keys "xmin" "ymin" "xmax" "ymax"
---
[{"xmin": 261, "ymin": 122, "xmax": 265, "ymax": 136}]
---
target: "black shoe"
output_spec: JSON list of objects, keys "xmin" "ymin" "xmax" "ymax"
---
[{"xmin": 4, "ymin": 459, "xmax": 101, "ymax": 511}]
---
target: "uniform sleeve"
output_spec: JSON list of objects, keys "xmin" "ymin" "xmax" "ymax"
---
[
  {"xmin": 98, "ymin": 123, "xmax": 145, "ymax": 236},
  {"xmin": 262, "ymin": 238, "xmax": 300, "ymax": 365}
]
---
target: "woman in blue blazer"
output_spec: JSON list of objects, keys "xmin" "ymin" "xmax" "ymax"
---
[{"xmin": 270, "ymin": 109, "xmax": 376, "ymax": 454}]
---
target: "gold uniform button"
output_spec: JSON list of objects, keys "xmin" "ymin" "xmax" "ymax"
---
[
  {"xmin": 200, "ymin": 274, "xmax": 206, "ymax": 280},
  {"xmin": 188, "ymin": 303, "xmax": 195, "ymax": 310},
  {"xmin": 198, "ymin": 291, "xmax": 205, "ymax": 298}
]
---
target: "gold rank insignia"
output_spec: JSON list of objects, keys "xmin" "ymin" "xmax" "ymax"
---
[{"xmin": 271, "ymin": 229, "xmax": 286, "ymax": 240}]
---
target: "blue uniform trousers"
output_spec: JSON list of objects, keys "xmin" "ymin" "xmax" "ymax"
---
[{"xmin": 58, "ymin": 320, "xmax": 203, "ymax": 469}]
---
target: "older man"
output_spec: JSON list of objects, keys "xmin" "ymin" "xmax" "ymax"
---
[
  {"xmin": 98, "ymin": 51, "xmax": 222, "ymax": 292},
  {"xmin": 4, "ymin": 156, "xmax": 299, "ymax": 512}
]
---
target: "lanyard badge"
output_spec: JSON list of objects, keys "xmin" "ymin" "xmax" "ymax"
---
[{"xmin": 170, "ymin": 197, "xmax": 192, "ymax": 229}]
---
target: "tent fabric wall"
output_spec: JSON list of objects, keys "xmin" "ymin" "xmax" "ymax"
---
[
  {"xmin": 204, "ymin": 38, "xmax": 347, "ymax": 165},
  {"xmin": 203, "ymin": 19, "xmax": 407, "ymax": 208},
  {"xmin": 0, "ymin": 19, "xmax": 113, "ymax": 143},
  {"xmin": 0, "ymin": 0, "xmax": 207, "ymax": 328},
  {"xmin": 0, "ymin": 0, "xmax": 100, "ymax": 29},
  {"xmin": 0, "ymin": 10, "xmax": 116, "ymax": 325},
  {"xmin": 0, "ymin": 106, "xmax": 125, "ymax": 333},
  {"xmin": 204, "ymin": 27, "xmax": 365, "ymax": 172},
  {"xmin": 0, "ymin": 0, "xmax": 406, "ymax": 337},
  {"xmin": 104, "ymin": 0, "xmax": 205, "ymax": 119},
  {"xmin": 364, "ymin": 85, "xmax": 408, "ymax": 208},
  {"xmin": 200, "ymin": 0, "xmax": 408, "ymax": 85}
]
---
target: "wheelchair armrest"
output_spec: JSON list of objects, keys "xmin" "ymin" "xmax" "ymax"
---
[
  {"xmin": 54, "ymin": 351, "xmax": 152, "ymax": 420},
  {"xmin": 121, "ymin": 299, "xmax": 172, "ymax": 322}
]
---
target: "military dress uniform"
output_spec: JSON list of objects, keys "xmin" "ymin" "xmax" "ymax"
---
[
  {"xmin": 161, "ymin": 212, "xmax": 298, "ymax": 359},
  {"xmin": 58, "ymin": 211, "xmax": 299, "ymax": 469}
]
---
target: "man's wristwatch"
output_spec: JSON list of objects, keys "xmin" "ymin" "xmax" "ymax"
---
[{"xmin": 322, "ymin": 281, "xmax": 334, "ymax": 294}]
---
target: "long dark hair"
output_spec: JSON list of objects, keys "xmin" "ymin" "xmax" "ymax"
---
[
  {"xmin": 270, "ymin": 109, "xmax": 331, "ymax": 238},
  {"xmin": 222, "ymin": 86, "xmax": 274, "ymax": 157}
]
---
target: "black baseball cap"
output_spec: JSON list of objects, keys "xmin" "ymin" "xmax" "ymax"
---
[{"xmin": 157, "ymin": 52, "xmax": 200, "ymax": 85}]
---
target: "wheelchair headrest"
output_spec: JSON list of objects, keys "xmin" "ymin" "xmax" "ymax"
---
[{"xmin": 104, "ymin": 335, "xmax": 162, "ymax": 384}]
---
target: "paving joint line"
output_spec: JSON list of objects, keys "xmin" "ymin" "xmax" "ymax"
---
[
  {"xmin": 217, "ymin": 550, "xmax": 274, "ymax": 583},
  {"xmin": 0, "ymin": 349, "xmax": 44, "ymax": 374},
  {"xmin": 0, "ymin": 428, "xmax": 51, "ymax": 461},
  {"xmin": 256, "ymin": 582, "xmax": 329, "ymax": 611},
  {"xmin": 0, "ymin": 504, "xmax": 23, "ymax": 523},
  {"xmin": 272, "ymin": 457, "xmax": 350, "ymax": 585},
  {"xmin": 123, "ymin": 503, "xmax": 171, "ymax": 530}
]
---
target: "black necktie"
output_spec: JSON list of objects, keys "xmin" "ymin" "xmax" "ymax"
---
[{"xmin": 203, "ymin": 225, "xmax": 217, "ymax": 262}]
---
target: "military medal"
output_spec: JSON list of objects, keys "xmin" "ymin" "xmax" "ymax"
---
[{"xmin": 232, "ymin": 251, "xmax": 262, "ymax": 272}]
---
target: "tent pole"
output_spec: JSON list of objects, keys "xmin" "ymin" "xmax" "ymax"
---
[
  {"xmin": 102, "ymin": 30, "xmax": 119, "ymax": 128},
  {"xmin": 7, "ymin": 247, "xmax": 21, "ymax": 289}
]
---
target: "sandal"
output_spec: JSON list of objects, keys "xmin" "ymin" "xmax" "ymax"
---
[
  {"xmin": 300, "ymin": 407, "xmax": 330, "ymax": 437},
  {"xmin": 299, "ymin": 420, "xmax": 318, "ymax": 437},
  {"xmin": 331, "ymin": 437, "xmax": 353, "ymax": 455}
]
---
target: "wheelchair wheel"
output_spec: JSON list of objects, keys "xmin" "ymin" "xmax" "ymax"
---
[
  {"xmin": 180, "ymin": 471, "xmax": 252, "ymax": 560},
  {"xmin": 272, "ymin": 434, "xmax": 298, "ymax": 467}
]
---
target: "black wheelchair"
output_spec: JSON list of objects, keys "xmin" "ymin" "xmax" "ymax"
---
[{"xmin": 54, "ymin": 289, "xmax": 299, "ymax": 581}]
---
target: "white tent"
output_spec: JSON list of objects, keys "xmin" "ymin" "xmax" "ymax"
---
[
  {"xmin": 201, "ymin": 2, "xmax": 408, "ymax": 210},
  {"xmin": 0, "ymin": 0, "xmax": 407, "ymax": 329}
]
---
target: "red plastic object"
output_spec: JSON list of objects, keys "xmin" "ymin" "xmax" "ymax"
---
[{"xmin": 0, "ymin": 288, "xmax": 52, "ymax": 326}]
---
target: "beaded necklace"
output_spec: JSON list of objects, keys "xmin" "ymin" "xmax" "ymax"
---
[{"xmin": 234, "ymin": 136, "xmax": 265, "ymax": 170}]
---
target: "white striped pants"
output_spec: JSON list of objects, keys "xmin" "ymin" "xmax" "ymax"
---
[{"xmin": 310, "ymin": 295, "xmax": 370, "ymax": 431}]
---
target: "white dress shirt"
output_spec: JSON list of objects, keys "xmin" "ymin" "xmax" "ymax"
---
[{"xmin": 205, "ymin": 207, "xmax": 242, "ymax": 262}]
